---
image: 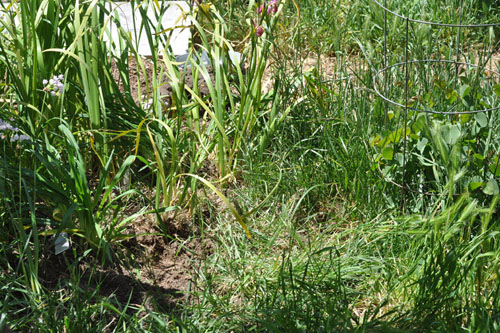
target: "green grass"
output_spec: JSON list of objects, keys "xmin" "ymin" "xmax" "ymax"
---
[{"xmin": 2, "ymin": 0, "xmax": 500, "ymax": 331}]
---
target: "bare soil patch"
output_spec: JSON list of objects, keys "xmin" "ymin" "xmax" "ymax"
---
[{"xmin": 36, "ymin": 199, "xmax": 215, "ymax": 320}]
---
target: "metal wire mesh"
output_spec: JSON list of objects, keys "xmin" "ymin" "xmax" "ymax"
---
[{"xmin": 372, "ymin": 0, "xmax": 500, "ymax": 203}]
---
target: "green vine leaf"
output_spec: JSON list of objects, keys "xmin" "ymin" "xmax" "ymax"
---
[
  {"xmin": 483, "ymin": 179, "xmax": 499, "ymax": 196},
  {"xmin": 382, "ymin": 147, "xmax": 394, "ymax": 161},
  {"xmin": 493, "ymin": 84, "xmax": 500, "ymax": 98},
  {"xmin": 474, "ymin": 113, "xmax": 488, "ymax": 128}
]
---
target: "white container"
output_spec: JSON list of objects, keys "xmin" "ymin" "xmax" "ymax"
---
[
  {"xmin": 103, "ymin": 1, "xmax": 192, "ymax": 56},
  {"xmin": 0, "ymin": 1, "xmax": 193, "ymax": 56}
]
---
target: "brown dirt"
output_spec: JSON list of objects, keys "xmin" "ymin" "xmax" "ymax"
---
[
  {"xmin": 111, "ymin": 56, "xmax": 214, "ymax": 111},
  {"xmin": 261, "ymin": 53, "xmax": 360, "ymax": 95},
  {"xmin": 37, "ymin": 200, "xmax": 215, "ymax": 320}
]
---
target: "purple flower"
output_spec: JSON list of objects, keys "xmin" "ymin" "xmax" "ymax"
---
[
  {"xmin": 0, "ymin": 119, "xmax": 30, "ymax": 143},
  {"xmin": 256, "ymin": 26, "xmax": 264, "ymax": 37},
  {"xmin": 43, "ymin": 74, "xmax": 65, "ymax": 96},
  {"xmin": 10, "ymin": 133, "xmax": 30, "ymax": 142},
  {"xmin": 0, "ymin": 119, "xmax": 15, "ymax": 131},
  {"xmin": 257, "ymin": 1, "xmax": 279, "ymax": 17}
]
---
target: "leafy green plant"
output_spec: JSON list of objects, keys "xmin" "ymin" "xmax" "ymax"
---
[
  {"xmin": 372, "ymin": 57, "xmax": 500, "ymax": 208},
  {"xmin": 37, "ymin": 125, "xmax": 144, "ymax": 251},
  {"xmin": 0, "ymin": 121, "xmax": 143, "ymax": 256},
  {"xmin": 372, "ymin": 111, "xmax": 500, "ymax": 206}
]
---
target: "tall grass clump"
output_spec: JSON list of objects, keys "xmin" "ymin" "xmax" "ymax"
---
[
  {"xmin": 133, "ymin": 0, "xmax": 292, "ymax": 237},
  {"xmin": 0, "ymin": 0, "xmax": 143, "ymax": 254}
]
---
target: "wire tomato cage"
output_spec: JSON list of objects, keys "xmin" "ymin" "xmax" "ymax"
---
[{"xmin": 371, "ymin": 0, "xmax": 500, "ymax": 205}]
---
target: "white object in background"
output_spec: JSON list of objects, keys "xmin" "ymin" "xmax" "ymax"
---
[
  {"xmin": 228, "ymin": 50, "xmax": 242, "ymax": 67},
  {"xmin": 54, "ymin": 232, "xmax": 71, "ymax": 255},
  {"xmin": 175, "ymin": 50, "xmax": 242, "ymax": 69},
  {"xmin": 103, "ymin": 1, "xmax": 192, "ymax": 56}
]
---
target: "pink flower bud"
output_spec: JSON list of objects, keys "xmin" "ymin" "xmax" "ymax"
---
[
  {"xmin": 256, "ymin": 26, "xmax": 264, "ymax": 37},
  {"xmin": 257, "ymin": 4, "xmax": 264, "ymax": 14}
]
